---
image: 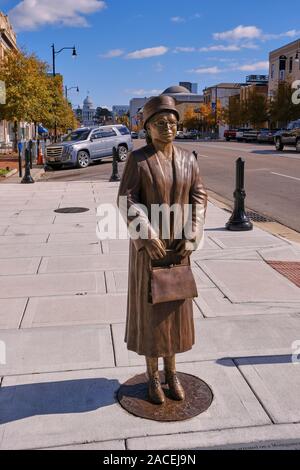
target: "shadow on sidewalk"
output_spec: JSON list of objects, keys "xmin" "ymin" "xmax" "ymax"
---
[
  {"xmin": 0, "ymin": 377, "xmax": 121, "ymax": 425},
  {"xmin": 217, "ymin": 355, "xmax": 295, "ymax": 366}
]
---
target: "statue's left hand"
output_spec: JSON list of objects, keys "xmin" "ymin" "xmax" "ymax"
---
[{"xmin": 174, "ymin": 239, "xmax": 193, "ymax": 258}]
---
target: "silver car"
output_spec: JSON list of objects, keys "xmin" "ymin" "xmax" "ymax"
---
[{"xmin": 45, "ymin": 125, "xmax": 133, "ymax": 169}]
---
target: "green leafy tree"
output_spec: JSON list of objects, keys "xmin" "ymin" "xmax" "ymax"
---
[
  {"xmin": 269, "ymin": 81, "xmax": 300, "ymax": 127},
  {"xmin": 247, "ymin": 89, "xmax": 268, "ymax": 128}
]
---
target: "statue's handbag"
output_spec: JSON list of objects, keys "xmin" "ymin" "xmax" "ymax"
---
[{"xmin": 149, "ymin": 250, "xmax": 198, "ymax": 305}]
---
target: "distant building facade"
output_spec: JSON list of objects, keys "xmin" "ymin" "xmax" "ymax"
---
[
  {"xmin": 112, "ymin": 105, "xmax": 129, "ymax": 118},
  {"xmin": 82, "ymin": 95, "xmax": 97, "ymax": 127},
  {"xmin": 203, "ymin": 82, "xmax": 244, "ymax": 109},
  {"xmin": 269, "ymin": 38, "xmax": 300, "ymax": 98},
  {"xmin": 161, "ymin": 85, "xmax": 204, "ymax": 122},
  {"xmin": 129, "ymin": 97, "xmax": 149, "ymax": 129},
  {"xmin": 179, "ymin": 82, "xmax": 198, "ymax": 94},
  {"xmin": 240, "ymin": 75, "xmax": 269, "ymax": 103},
  {"xmin": 0, "ymin": 12, "xmax": 19, "ymax": 144}
]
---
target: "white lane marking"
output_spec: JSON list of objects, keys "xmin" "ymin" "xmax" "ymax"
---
[
  {"xmin": 197, "ymin": 154, "xmax": 209, "ymax": 158},
  {"xmin": 271, "ymin": 172, "xmax": 300, "ymax": 181}
]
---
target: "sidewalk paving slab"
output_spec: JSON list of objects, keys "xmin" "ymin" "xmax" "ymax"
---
[
  {"xmin": 5, "ymin": 222, "xmax": 97, "ymax": 235},
  {"xmin": 0, "ymin": 298, "xmax": 27, "ymax": 329},
  {"xmin": 112, "ymin": 314, "xmax": 300, "ymax": 367},
  {"xmin": 21, "ymin": 294, "xmax": 127, "ymax": 328},
  {"xmin": 195, "ymin": 288, "xmax": 300, "ymax": 317},
  {"xmin": 127, "ymin": 423, "xmax": 300, "ymax": 450},
  {"xmin": 38, "ymin": 254, "xmax": 129, "ymax": 274},
  {"xmin": 198, "ymin": 260, "xmax": 300, "ymax": 302},
  {"xmin": 0, "ymin": 324, "xmax": 114, "ymax": 376},
  {"xmin": 0, "ymin": 257, "xmax": 41, "ymax": 276},
  {"xmin": 0, "ymin": 242, "xmax": 101, "ymax": 259},
  {"xmin": 0, "ymin": 234, "xmax": 49, "ymax": 245},
  {"xmin": 45, "ymin": 440, "xmax": 126, "ymax": 450},
  {"xmin": 0, "ymin": 272, "xmax": 106, "ymax": 298},
  {"xmin": 0, "ymin": 361, "xmax": 270, "ymax": 450},
  {"xmin": 235, "ymin": 356, "xmax": 300, "ymax": 424}
]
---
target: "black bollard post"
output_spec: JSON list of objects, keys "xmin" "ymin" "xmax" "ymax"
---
[
  {"xmin": 226, "ymin": 157, "xmax": 253, "ymax": 231},
  {"xmin": 28, "ymin": 140, "xmax": 33, "ymax": 169},
  {"xmin": 17, "ymin": 141, "xmax": 23, "ymax": 178},
  {"xmin": 21, "ymin": 147, "xmax": 35, "ymax": 184},
  {"xmin": 109, "ymin": 147, "xmax": 121, "ymax": 182}
]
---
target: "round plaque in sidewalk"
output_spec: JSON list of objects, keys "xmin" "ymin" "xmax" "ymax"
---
[{"xmin": 117, "ymin": 372, "xmax": 213, "ymax": 422}]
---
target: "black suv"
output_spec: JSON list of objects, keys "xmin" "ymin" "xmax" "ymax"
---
[{"xmin": 274, "ymin": 120, "xmax": 300, "ymax": 152}]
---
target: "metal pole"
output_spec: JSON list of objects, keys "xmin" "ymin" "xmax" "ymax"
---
[
  {"xmin": 21, "ymin": 146, "xmax": 35, "ymax": 184},
  {"xmin": 65, "ymin": 86, "xmax": 68, "ymax": 100},
  {"xmin": 52, "ymin": 44, "xmax": 58, "ymax": 143},
  {"xmin": 109, "ymin": 148, "xmax": 121, "ymax": 182},
  {"xmin": 226, "ymin": 158, "xmax": 253, "ymax": 231},
  {"xmin": 17, "ymin": 141, "xmax": 23, "ymax": 178},
  {"xmin": 28, "ymin": 139, "xmax": 33, "ymax": 169},
  {"xmin": 52, "ymin": 44, "xmax": 56, "ymax": 77}
]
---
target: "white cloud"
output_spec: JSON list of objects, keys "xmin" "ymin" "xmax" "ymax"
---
[
  {"xmin": 189, "ymin": 66, "xmax": 221, "ymax": 74},
  {"xmin": 9, "ymin": 0, "xmax": 106, "ymax": 31},
  {"xmin": 213, "ymin": 25, "xmax": 262, "ymax": 41},
  {"xmin": 236, "ymin": 61, "xmax": 269, "ymax": 72},
  {"xmin": 125, "ymin": 89, "xmax": 163, "ymax": 96},
  {"xmin": 171, "ymin": 16, "xmax": 185, "ymax": 23},
  {"xmin": 199, "ymin": 44, "xmax": 241, "ymax": 52},
  {"xmin": 126, "ymin": 46, "xmax": 168, "ymax": 60},
  {"xmin": 100, "ymin": 49, "xmax": 124, "ymax": 58},
  {"xmin": 263, "ymin": 29, "xmax": 300, "ymax": 40},
  {"xmin": 174, "ymin": 47, "xmax": 197, "ymax": 53}
]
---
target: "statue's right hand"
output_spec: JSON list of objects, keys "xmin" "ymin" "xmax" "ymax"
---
[{"xmin": 144, "ymin": 239, "xmax": 166, "ymax": 260}]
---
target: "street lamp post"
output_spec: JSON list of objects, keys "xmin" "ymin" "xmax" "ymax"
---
[
  {"xmin": 65, "ymin": 86, "xmax": 79, "ymax": 100},
  {"xmin": 51, "ymin": 44, "xmax": 77, "ymax": 142}
]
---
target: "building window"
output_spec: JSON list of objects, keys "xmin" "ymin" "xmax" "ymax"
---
[
  {"xmin": 271, "ymin": 63, "xmax": 275, "ymax": 79},
  {"xmin": 289, "ymin": 57, "xmax": 293, "ymax": 73}
]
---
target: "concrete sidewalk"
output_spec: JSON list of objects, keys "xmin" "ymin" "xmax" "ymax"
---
[{"xmin": 0, "ymin": 179, "xmax": 300, "ymax": 450}]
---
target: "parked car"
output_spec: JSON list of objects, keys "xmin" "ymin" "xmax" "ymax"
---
[
  {"xmin": 224, "ymin": 129, "xmax": 237, "ymax": 141},
  {"xmin": 138, "ymin": 129, "xmax": 146, "ymax": 139},
  {"xmin": 131, "ymin": 131, "xmax": 138, "ymax": 139},
  {"xmin": 274, "ymin": 120, "xmax": 300, "ymax": 152},
  {"xmin": 184, "ymin": 130, "xmax": 199, "ymax": 140},
  {"xmin": 236, "ymin": 128, "xmax": 249, "ymax": 142},
  {"xmin": 244, "ymin": 128, "xmax": 271, "ymax": 142},
  {"xmin": 257, "ymin": 129, "xmax": 280, "ymax": 143},
  {"xmin": 45, "ymin": 125, "xmax": 133, "ymax": 169},
  {"xmin": 176, "ymin": 131, "xmax": 185, "ymax": 139}
]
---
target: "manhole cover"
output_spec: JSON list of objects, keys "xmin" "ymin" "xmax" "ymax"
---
[
  {"xmin": 54, "ymin": 207, "xmax": 90, "ymax": 214},
  {"xmin": 117, "ymin": 371, "xmax": 213, "ymax": 422},
  {"xmin": 267, "ymin": 261, "xmax": 300, "ymax": 288},
  {"xmin": 246, "ymin": 211, "xmax": 276, "ymax": 223}
]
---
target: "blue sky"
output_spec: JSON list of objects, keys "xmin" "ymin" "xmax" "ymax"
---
[{"xmin": 1, "ymin": 0, "xmax": 300, "ymax": 109}]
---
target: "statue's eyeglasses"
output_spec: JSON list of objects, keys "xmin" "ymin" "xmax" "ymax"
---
[{"xmin": 152, "ymin": 120, "xmax": 177, "ymax": 130}]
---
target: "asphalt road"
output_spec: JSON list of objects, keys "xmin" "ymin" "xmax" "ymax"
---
[{"xmin": 41, "ymin": 139, "xmax": 300, "ymax": 232}]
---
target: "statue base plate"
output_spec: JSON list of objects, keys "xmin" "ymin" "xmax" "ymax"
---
[{"xmin": 117, "ymin": 371, "xmax": 213, "ymax": 422}]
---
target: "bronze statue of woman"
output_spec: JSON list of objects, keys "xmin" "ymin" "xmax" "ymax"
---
[{"xmin": 117, "ymin": 95, "xmax": 207, "ymax": 405}]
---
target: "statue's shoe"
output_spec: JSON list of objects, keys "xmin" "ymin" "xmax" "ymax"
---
[
  {"xmin": 148, "ymin": 375, "xmax": 165, "ymax": 405},
  {"xmin": 165, "ymin": 371, "xmax": 185, "ymax": 401}
]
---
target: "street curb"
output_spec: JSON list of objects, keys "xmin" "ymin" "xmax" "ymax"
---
[
  {"xmin": 207, "ymin": 189, "xmax": 300, "ymax": 244},
  {"xmin": 0, "ymin": 168, "xmax": 18, "ymax": 179}
]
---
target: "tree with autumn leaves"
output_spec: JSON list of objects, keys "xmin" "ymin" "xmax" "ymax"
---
[
  {"xmin": 0, "ymin": 49, "xmax": 78, "ymax": 148},
  {"xmin": 183, "ymin": 102, "xmax": 227, "ymax": 132},
  {"xmin": 225, "ymin": 83, "xmax": 300, "ymax": 129}
]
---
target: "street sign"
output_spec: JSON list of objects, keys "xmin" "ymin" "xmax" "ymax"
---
[{"xmin": 211, "ymin": 102, "xmax": 216, "ymax": 112}]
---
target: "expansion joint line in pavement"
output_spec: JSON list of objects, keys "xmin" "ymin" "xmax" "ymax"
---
[{"xmin": 232, "ymin": 358, "xmax": 275, "ymax": 425}]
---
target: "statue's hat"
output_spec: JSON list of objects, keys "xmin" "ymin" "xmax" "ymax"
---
[{"xmin": 143, "ymin": 95, "xmax": 179, "ymax": 129}]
